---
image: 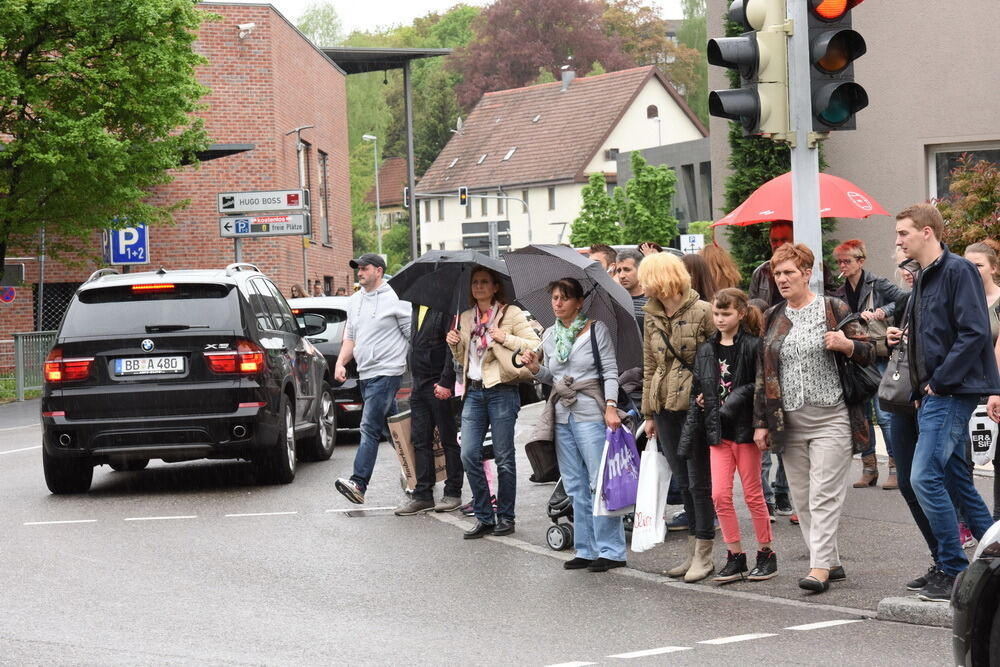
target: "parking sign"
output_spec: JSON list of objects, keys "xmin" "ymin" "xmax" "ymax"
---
[{"xmin": 103, "ymin": 224, "xmax": 149, "ymax": 265}]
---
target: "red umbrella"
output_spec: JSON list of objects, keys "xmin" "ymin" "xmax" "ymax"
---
[{"xmin": 712, "ymin": 172, "xmax": 890, "ymax": 227}]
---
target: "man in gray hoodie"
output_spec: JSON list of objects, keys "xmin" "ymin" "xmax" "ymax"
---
[{"xmin": 334, "ymin": 254, "xmax": 411, "ymax": 504}]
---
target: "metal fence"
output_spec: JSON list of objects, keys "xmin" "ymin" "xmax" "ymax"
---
[{"xmin": 14, "ymin": 331, "xmax": 57, "ymax": 401}]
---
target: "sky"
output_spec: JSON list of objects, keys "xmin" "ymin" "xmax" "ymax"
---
[{"xmin": 227, "ymin": 0, "xmax": 684, "ymax": 35}]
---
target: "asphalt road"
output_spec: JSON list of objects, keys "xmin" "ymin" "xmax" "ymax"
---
[{"xmin": 0, "ymin": 401, "xmax": 956, "ymax": 665}]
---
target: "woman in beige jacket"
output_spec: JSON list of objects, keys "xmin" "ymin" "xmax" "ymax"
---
[
  {"xmin": 639, "ymin": 252, "xmax": 717, "ymax": 581},
  {"xmin": 446, "ymin": 267, "xmax": 540, "ymax": 539}
]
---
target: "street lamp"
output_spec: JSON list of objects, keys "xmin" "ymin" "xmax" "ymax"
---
[{"xmin": 362, "ymin": 134, "xmax": 382, "ymax": 256}]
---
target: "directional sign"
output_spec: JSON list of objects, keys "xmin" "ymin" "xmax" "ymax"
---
[
  {"xmin": 219, "ymin": 213, "xmax": 310, "ymax": 238},
  {"xmin": 103, "ymin": 224, "xmax": 149, "ymax": 265},
  {"xmin": 217, "ymin": 190, "xmax": 308, "ymax": 214}
]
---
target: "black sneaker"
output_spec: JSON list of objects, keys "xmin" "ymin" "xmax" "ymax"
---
[
  {"xmin": 766, "ymin": 503, "xmax": 777, "ymax": 523},
  {"xmin": 747, "ymin": 549, "xmax": 778, "ymax": 581},
  {"xmin": 907, "ymin": 565, "xmax": 938, "ymax": 592},
  {"xmin": 917, "ymin": 569, "xmax": 956, "ymax": 602},
  {"xmin": 713, "ymin": 551, "xmax": 748, "ymax": 583},
  {"xmin": 775, "ymin": 493, "xmax": 793, "ymax": 515}
]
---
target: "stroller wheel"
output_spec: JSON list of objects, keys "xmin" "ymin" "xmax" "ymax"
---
[
  {"xmin": 561, "ymin": 523, "xmax": 574, "ymax": 548},
  {"xmin": 546, "ymin": 524, "xmax": 570, "ymax": 551}
]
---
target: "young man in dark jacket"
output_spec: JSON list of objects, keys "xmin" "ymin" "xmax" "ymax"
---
[
  {"xmin": 894, "ymin": 203, "xmax": 1000, "ymax": 601},
  {"xmin": 393, "ymin": 305, "xmax": 463, "ymax": 515}
]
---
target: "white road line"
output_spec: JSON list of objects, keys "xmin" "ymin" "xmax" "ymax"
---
[
  {"xmin": 785, "ymin": 619, "xmax": 864, "ymax": 631},
  {"xmin": 225, "ymin": 511, "xmax": 299, "ymax": 518},
  {"xmin": 0, "ymin": 424, "xmax": 40, "ymax": 433},
  {"xmin": 609, "ymin": 646, "xmax": 692, "ymax": 658},
  {"xmin": 324, "ymin": 506, "xmax": 396, "ymax": 513},
  {"xmin": 0, "ymin": 445, "xmax": 41, "ymax": 455},
  {"xmin": 24, "ymin": 519, "xmax": 98, "ymax": 526},
  {"xmin": 124, "ymin": 515, "xmax": 197, "ymax": 522},
  {"xmin": 698, "ymin": 633, "xmax": 777, "ymax": 645},
  {"xmin": 543, "ymin": 662, "xmax": 598, "ymax": 667}
]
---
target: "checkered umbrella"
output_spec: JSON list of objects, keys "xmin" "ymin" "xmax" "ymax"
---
[{"xmin": 503, "ymin": 244, "xmax": 643, "ymax": 370}]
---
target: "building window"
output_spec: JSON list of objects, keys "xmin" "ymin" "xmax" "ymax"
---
[
  {"xmin": 497, "ymin": 196, "xmax": 504, "ymax": 215},
  {"xmin": 481, "ymin": 197, "xmax": 488, "ymax": 216},
  {"xmin": 426, "ymin": 243, "xmax": 432, "ymax": 252},
  {"xmin": 318, "ymin": 151, "xmax": 330, "ymax": 243},
  {"xmin": 424, "ymin": 199, "xmax": 432, "ymax": 223},
  {"xmin": 522, "ymin": 189, "xmax": 529, "ymax": 213},
  {"xmin": 439, "ymin": 242, "xmax": 445, "ymax": 250},
  {"xmin": 548, "ymin": 187, "xmax": 556, "ymax": 211},
  {"xmin": 927, "ymin": 142, "xmax": 1000, "ymax": 200},
  {"xmin": 646, "ymin": 105, "xmax": 659, "ymax": 119},
  {"xmin": 465, "ymin": 199, "xmax": 472, "ymax": 218},
  {"xmin": 438, "ymin": 198, "xmax": 444, "ymax": 220},
  {"xmin": 300, "ymin": 140, "xmax": 313, "ymax": 238}
]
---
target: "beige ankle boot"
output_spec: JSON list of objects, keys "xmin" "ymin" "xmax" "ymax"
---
[
  {"xmin": 684, "ymin": 538, "xmax": 716, "ymax": 582},
  {"xmin": 853, "ymin": 453, "xmax": 879, "ymax": 488},
  {"xmin": 882, "ymin": 457, "xmax": 898, "ymax": 490},
  {"xmin": 664, "ymin": 535, "xmax": 695, "ymax": 578}
]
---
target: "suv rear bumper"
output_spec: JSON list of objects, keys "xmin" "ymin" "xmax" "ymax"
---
[{"xmin": 42, "ymin": 404, "xmax": 278, "ymax": 464}]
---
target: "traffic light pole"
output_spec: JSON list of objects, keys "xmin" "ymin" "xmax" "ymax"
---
[{"xmin": 787, "ymin": 0, "xmax": 824, "ymax": 294}]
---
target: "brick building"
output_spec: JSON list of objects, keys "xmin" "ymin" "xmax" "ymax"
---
[{"xmin": 0, "ymin": 3, "xmax": 352, "ymax": 371}]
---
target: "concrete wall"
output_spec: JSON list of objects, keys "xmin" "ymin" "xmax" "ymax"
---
[
  {"xmin": 617, "ymin": 138, "xmax": 713, "ymax": 226},
  {"xmin": 709, "ymin": 0, "xmax": 1000, "ymax": 280}
]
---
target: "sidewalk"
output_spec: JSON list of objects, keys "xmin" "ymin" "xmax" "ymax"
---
[{"xmin": 448, "ymin": 402, "xmax": 995, "ymax": 628}]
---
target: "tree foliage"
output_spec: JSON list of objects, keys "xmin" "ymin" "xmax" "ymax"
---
[
  {"xmin": 937, "ymin": 153, "xmax": 1000, "ymax": 254},
  {"xmin": 616, "ymin": 152, "xmax": 679, "ymax": 245},
  {"xmin": 450, "ymin": 0, "xmax": 634, "ymax": 110},
  {"xmin": 569, "ymin": 173, "xmax": 621, "ymax": 246},
  {"xmin": 382, "ymin": 221, "xmax": 412, "ymax": 274},
  {"xmin": 0, "ymin": 0, "xmax": 210, "ymax": 268},
  {"xmin": 297, "ymin": 1, "xmax": 342, "ymax": 46}
]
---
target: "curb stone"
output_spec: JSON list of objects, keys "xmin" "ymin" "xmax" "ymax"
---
[{"xmin": 877, "ymin": 596, "xmax": 953, "ymax": 628}]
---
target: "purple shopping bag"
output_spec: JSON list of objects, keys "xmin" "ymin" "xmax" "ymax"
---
[{"xmin": 601, "ymin": 427, "xmax": 641, "ymax": 511}]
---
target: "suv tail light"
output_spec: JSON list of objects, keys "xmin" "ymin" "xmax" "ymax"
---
[
  {"xmin": 44, "ymin": 347, "xmax": 95, "ymax": 383},
  {"xmin": 204, "ymin": 340, "xmax": 265, "ymax": 375}
]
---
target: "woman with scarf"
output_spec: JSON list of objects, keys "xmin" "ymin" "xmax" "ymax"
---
[
  {"xmin": 447, "ymin": 267, "xmax": 539, "ymax": 539},
  {"xmin": 522, "ymin": 278, "xmax": 626, "ymax": 572}
]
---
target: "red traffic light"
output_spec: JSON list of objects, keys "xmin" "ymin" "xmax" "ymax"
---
[{"xmin": 810, "ymin": 0, "xmax": 863, "ymax": 21}]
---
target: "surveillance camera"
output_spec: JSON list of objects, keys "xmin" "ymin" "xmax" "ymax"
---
[{"xmin": 237, "ymin": 22, "xmax": 256, "ymax": 38}]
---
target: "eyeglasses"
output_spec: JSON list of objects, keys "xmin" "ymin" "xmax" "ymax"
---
[{"xmin": 835, "ymin": 257, "xmax": 863, "ymax": 265}]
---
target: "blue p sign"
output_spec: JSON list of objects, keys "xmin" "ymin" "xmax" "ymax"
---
[{"xmin": 107, "ymin": 224, "xmax": 149, "ymax": 265}]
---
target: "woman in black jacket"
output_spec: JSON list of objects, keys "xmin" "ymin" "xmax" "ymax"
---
[{"xmin": 681, "ymin": 288, "xmax": 776, "ymax": 583}]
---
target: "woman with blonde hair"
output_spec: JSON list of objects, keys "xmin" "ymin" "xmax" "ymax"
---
[
  {"xmin": 639, "ymin": 252, "xmax": 717, "ymax": 582},
  {"xmin": 700, "ymin": 242, "xmax": 742, "ymax": 291}
]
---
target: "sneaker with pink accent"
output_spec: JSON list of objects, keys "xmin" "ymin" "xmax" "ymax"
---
[{"xmin": 958, "ymin": 522, "xmax": 977, "ymax": 549}]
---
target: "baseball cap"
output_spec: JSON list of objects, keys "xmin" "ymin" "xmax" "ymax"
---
[{"xmin": 349, "ymin": 253, "xmax": 386, "ymax": 270}]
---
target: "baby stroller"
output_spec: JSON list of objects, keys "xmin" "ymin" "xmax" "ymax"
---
[{"xmin": 546, "ymin": 479, "xmax": 574, "ymax": 550}]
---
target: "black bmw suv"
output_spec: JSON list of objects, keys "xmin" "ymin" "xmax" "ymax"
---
[{"xmin": 40, "ymin": 263, "xmax": 336, "ymax": 493}]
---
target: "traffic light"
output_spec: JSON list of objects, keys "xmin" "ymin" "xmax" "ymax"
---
[
  {"xmin": 458, "ymin": 186, "xmax": 469, "ymax": 207},
  {"xmin": 808, "ymin": 0, "xmax": 868, "ymax": 131},
  {"xmin": 707, "ymin": 0, "xmax": 788, "ymax": 139}
]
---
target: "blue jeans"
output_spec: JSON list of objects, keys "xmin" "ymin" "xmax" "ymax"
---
[
  {"xmin": 863, "ymin": 360, "xmax": 894, "ymax": 458},
  {"xmin": 460, "ymin": 384, "xmax": 520, "ymax": 524},
  {"xmin": 350, "ymin": 375, "xmax": 401, "ymax": 492},
  {"xmin": 760, "ymin": 452, "xmax": 789, "ymax": 504},
  {"xmin": 554, "ymin": 416, "xmax": 626, "ymax": 561},
  {"xmin": 912, "ymin": 395, "xmax": 993, "ymax": 576}
]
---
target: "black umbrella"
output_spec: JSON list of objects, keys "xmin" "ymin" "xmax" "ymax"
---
[
  {"xmin": 387, "ymin": 250, "xmax": 515, "ymax": 316},
  {"xmin": 504, "ymin": 244, "xmax": 643, "ymax": 370}
]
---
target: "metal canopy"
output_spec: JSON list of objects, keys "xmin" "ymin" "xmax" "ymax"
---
[
  {"xmin": 318, "ymin": 46, "xmax": 453, "ymax": 260},
  {"xmin": 193, "ymin": 143, "xmax": 255, "ymax": 163}
]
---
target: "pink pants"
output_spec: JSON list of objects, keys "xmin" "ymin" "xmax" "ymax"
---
[{"xmin": 710, "ymin": 439, "xmax": 773, "ymax": 546}]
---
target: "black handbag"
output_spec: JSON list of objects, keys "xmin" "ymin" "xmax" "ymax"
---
[
  {"xmin": 833, "ymin": 311, "xmax": 882, "ymax": 405},
  {"xmin": 877, "ymin": 298, "xmax": 916, "ymax": 413}
]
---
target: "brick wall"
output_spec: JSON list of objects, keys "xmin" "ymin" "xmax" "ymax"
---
[{"xmin": 0, "ymin": 4, "xmax": 352, "ymax": 371}]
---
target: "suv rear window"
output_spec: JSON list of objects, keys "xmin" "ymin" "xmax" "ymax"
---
[{"xmin": 61, "ymin": 283, "xmax": 240, "ymax": 336}]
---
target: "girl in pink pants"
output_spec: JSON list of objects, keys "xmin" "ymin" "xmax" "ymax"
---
[{"xmin": 680, "ymin": 288, "xmax": 776, "ymax": 583}]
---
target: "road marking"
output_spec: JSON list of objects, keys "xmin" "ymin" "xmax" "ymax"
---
[
  {"xmin": 0, "ymin": 424, "xmax": 39, "ymax": 433},
  {"xmin": 225, "ymin": 511, "xmax": 298, "ymax": 518},
  {"xmin": 324, "ymin": 506, "xmax": 396, "ymax": 513},
  {"xmin": 609, "ymin": 646, "xmax": 692, "ymax": 658},
  {"xmin": 0, "ymin": 445, "xmax": 41, "ymax": 455},
  {"xmin": 543, "ymin": 663, "xmax": 597, "ymax": 667},
  {"xmin": 698, "ymin": 633, "xmax": 777, "ymax": 645},
  {"xmin": 785, "ymin": 619, "xmax": 864, "ymax": 631},
  {"xmin": 124, "ymin": 515, "xmax": 197, "ymax": 522},
  {"xmin": 24, "ymin": 519, "xmax": 98, "ymax": 526}
]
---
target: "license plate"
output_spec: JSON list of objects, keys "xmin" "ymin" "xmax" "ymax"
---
[{"xmin": 115, "ymin": 356, "xmax": 185, "ymax": 376}]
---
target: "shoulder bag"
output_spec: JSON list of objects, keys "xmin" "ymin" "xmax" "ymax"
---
[
  {"xmin": 864, "ymin": 289, "xmax": 890, "ymax": 358},
  {"xmin": 832, "ymin": 309, "xmax": 882, "ymax": 405},
  {"xmin": 877, "ymin": 297, "xmax": 916, "ymax": 413},
  {"xmin": 492, "ymin": 305, "xmax": 537, "ymax": 384}
]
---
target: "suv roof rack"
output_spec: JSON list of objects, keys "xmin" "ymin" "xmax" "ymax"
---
[
  {"xmin": 85, "ymin": 268, "xmax": 120, "ymax": 284},
  {"xmin": 226, "ymin": 262, "xmax": 261, "ymax": 277}
]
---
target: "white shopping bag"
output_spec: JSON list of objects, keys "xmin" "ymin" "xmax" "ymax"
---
[
  {"xmin": 630, "ymin": 435, "xmax": 671, "ymax": 553},
  {"xmin": 970, "ymin": 404, "xmax": 999, "ymax": 466}
]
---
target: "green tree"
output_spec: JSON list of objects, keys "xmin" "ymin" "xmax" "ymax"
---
[
  {"xmin": 569, "ymin": 173, "xmax": 621, "ymax": 246},
  {"xmin": 937, "ymin": 153, "xmax": 1000, "ymax": 254},
  {"xmin": 0, "ymin": 0, "xmax": 210, "ymax": 268},
  {"xmin": 676, "ymin": 0, "xmax": 708, "ymax": 125},
  {"xmin": 382, "ymin": 221, "xmax": 413, "ymax": 273},
  {"xmin": 297, "ymin": 1, "xmax": 342, "ymax": 46},
  {"xmin": 616, "ymin": 152, "xmax": 680, "ymax": 245}
]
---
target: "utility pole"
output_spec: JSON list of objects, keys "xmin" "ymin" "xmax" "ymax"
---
[{"xmin": 362, "ymin": 134, "xmax": 382, "ymax": 256}]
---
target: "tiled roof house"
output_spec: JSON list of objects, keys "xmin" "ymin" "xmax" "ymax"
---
[
  {"xmin": 365, "ymin": 156, "xmax": 409, "ymax": 230},
  {"xmin": 416, "ymin": 65, "xmax": 707, "ymax": 252}
]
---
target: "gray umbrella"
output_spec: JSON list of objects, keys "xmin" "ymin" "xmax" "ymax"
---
[
  {"xmin": 504, "ymin": 244, "xmax": 643, "ymax": 370},
  {"xmin": 387, "ymin": 250, "xmax": 514, "ymax": 316}
]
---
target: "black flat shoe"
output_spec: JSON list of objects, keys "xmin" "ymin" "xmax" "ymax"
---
[
  {"xmin": 798, "ymin": 575, "xmax": 830, "ymax": 592},
  {"xmin": 493, "ymin": 519, "xmax": 515, "ymax": 536},
  {"xmin": 588, "ymin": 557, "xmax": 627, "ymax": 572},
  {"xmin": 829, "ymin": 565, "xmax": 847, "ymax": 582},
  {"xmin": 463, "ymin": 521, "xmax": 495, "ymax": 539},
  {"xmin": 564, "ymin": 557, "xmax": 593, "ymax": 570}
]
